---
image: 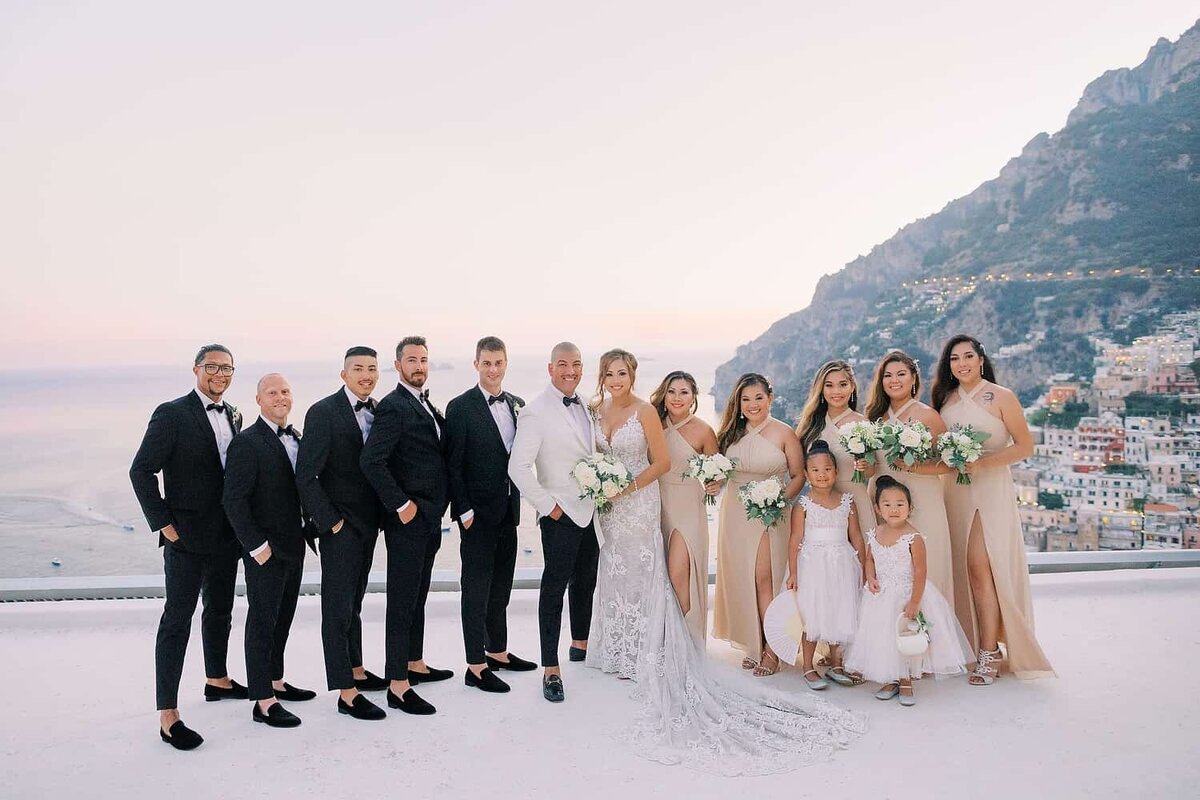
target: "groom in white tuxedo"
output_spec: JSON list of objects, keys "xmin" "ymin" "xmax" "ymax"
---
[{"xmin": 508, "ymin": 342, "xmax": 600, "ymax": 703}]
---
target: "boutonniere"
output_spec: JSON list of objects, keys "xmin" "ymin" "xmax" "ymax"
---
[
  {"xmin": 229, "ymin": 405, "xmax": 242, "ymax": 425},
  {"xmin": 511, "ymin": 398, "xmax": 524, "ymax": 418}
]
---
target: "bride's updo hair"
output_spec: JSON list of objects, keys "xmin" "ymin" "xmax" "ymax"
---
[
  {"xmin": 590, "ymin": 348, "xmax": 638, "ymax": 411},
  {"xmin": 806, "ymin": 439, "xmax": 836, "ymax": 470}
]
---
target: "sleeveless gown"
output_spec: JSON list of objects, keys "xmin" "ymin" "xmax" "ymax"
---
[
  {"xmin": 712, "ymin": 421, "xmax": 790, "ymax": 662},
  {"xmin": 659, "ymin": 416, "xmax": 710, "ymax": 644},
  {"xmin": 588, "ymin": 412, "xmax": 865, "ymax": 774},
  {"xmin": 869, "ymin": 399, "xmax": 954, "ymax": 603},
  {"xmin": 941, "ymin": 383, "xmax": 1056, "ymax": 679},
  {"xmin": 823, "ymin": 410, "xmax": 878, "ymax": 529}
]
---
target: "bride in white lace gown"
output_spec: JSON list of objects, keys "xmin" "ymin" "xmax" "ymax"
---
[{"xmin": 587, "ymin": 351, "xmax": 865, "ymax": 775}]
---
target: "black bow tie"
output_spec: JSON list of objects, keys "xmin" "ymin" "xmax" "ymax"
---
[
  {"xmin": 205, "ymin": 403, "xmax": 225, "ymax": 413},
  {"xmin": 355, "ymin": 399, "xmax": 375, "ymax": 412},
  {"xmin": 562, "ymin": 395, "xmax": 581, "ymax": 407},
  {"xmin": 277, "ymin": 424, "xmax": 298, "ymax": 439},
  {"xmin": 488, "ymin": 393, "xmax": 506, "ymax": 406},
  {"xmin": 419, "ymin": 389, "xmax": 430, "ymax": 402}
]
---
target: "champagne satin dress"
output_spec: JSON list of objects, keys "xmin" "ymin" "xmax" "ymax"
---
[
  {"xmin": 712, "ymin": 421, "xmax": 790, "ymax": 662},
  {"xmin": 942, "ymin": 383, "xmax": 1055, "ymax": 678},
  {"xmin": 822, "ymin": 409, "xmax": 878, "ymax": 530},
  {"xmin": 659, "ymin": 416, "xmax": 710, "ymax": 644},
  {"xmin": 869, "ymin": 398, "xmax": 954, "ymax": 603}
]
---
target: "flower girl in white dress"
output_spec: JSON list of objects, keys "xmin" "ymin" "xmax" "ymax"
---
[
  {"xmin": 844, "ymin": 475, "xmax": 972, "ymax": 706},
  {"xmin": 785, "ymin": 440, "xmax": 865, "ymax": 691}
]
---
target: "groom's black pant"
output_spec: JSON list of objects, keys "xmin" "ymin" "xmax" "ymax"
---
[
  {"xmin": 242, "ymin": 551, "xmax": 304, "ymax": 702},
  {"xmin": 384, "ymin": 516, "xmax": 441, "ymax": 681},
  {"xmin": 320, "ymin": 524, "xmax": 379, "ymax": 690},
  {"xmin": 459, "ymin": 505, "xmax": 518, "ymax": 664},
  {"xmin": 538, "ymin": 513, "xmax": 599, "ymax": 667}
]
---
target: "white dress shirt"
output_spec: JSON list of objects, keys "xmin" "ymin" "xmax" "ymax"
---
[
  {"xmin": 344, "ymin": 385, "xmax": 375, "ymax": 442},
  {"xmin": 195, "ymin": 388, "xmax": 234, "ymax": 467},
  {"xmin": 460, "ymin": 385, "xmax": 515, "ymax": 527}
]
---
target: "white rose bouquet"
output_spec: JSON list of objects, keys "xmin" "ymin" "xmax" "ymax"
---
[
  {"xmin": 837, "ymin": 420, "xmax": 882, "ymax": 484},
  {"xmin": 937, "ymin": 425, "xmax": 991, "ymax": 485},
  {"xmin": 571, "ymin": 453, "xmax": 634, "ymax": 513},
  {"xmin": 877, "ymin": 420, "xmax": 934, "ymax": 469},
  {"xmin": 682, "ymin": 453, "xmax": 738, "ymax": 505},
  {"xmin": 738, "ymin": 477, "xmax": 788, "ymax": 530}
]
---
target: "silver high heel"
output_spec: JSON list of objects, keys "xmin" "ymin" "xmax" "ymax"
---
[{"xmin": 969, "ymin": 647, "xmax": 1001, "ymax": 686}]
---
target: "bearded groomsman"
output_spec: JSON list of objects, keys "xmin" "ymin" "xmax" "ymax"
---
[
  {"xmin": 445, "ymin": 336, "xmax": 536, "ymax": 695},
  {"xmin": 295, "ymin": 347, "xmax": 388, "ymax": 721},
  {"xmin": 222, "ymin": 373, "xmax": 317, "ymax": 729},
  {"xmin": 130, "ymin": 344, "xmax": 248, "ymax": 751},
  {"xmin": 360, "ymin": 336, "xmax": 453, "ymax": 716}
]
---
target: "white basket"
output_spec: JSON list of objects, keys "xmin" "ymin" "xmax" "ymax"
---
[{"xmin": 895, "ymin": 613, "xmax": 930, "ymax": 657}]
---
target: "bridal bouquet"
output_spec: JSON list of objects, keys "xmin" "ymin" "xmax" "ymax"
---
[
  {"xmin": 738, "ymin": 477, "xmax": 788, "ymax": 530},
  {"xmin": 837, "ymin": 421, "xmax": 883, "ymax": 484},
  {"xmin": 938, "ymin": 425, "xmax": 991, "ymax": 485},
  {"xmin": 572, "ymin": 453, "xmax": 634, "ymax": 513},
  {"xmin": 877, "ymin": 420, "xmax": 934, "ymax": 469},
  {"xmin": 682, "ymin": 453, "xmax": 738, "ymax": 505}
]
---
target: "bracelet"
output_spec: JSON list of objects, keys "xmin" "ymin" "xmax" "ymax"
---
[{"xmin": 632, "ymin": 477, "xmax": 639, "ymax": 492}]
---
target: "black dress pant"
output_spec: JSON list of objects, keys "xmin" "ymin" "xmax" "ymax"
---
[
  {"xmin": 383, "ymin": 517, "xmax": 441, "ymax": 681},
  {"xmin": 320, "ymin": 525, "xmax": 378, "ymax": 690},
  {"xmin": 459, "ymin": 506, "xmax": 518, "ymax": 664},
  {"xmin": 537, "ymin": 514, "xmax": 599, "ymax": 667},
  {"xmin": 243, "ymin": 551, "xmax": 304, "ymax": 701},
  {"xmin": 155, "ymin": 544, "xmax": 239, "ymax": 710}
]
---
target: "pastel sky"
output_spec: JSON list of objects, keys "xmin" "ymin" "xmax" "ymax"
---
[{"xmin": 2, "ymin": 2, "xmax": 1196, "ymax": 369}]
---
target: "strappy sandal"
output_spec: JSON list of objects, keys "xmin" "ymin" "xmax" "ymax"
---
[
  {"xmin": 969, "ymin": 647, "xmax": 1001, "ymax": 686},
  {"xmin": 741, "ymin": 657, "xmax": 758, "ymax": 670},
  {"xmin": 752, "ymin": 651, "xmax": 779, "ymax": 677}
]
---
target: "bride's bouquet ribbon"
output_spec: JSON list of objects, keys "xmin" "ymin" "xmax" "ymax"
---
[{"xmin": 571, "ymin": 453, "xmax": 633, "ymax": 512}]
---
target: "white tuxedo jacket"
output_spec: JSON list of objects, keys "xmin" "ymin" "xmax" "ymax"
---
[{"xmin": 508, "ymin": 384, "xmax": 602, "ymax": 544}]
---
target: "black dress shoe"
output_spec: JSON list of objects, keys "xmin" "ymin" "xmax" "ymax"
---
[
  {"xmin": 159, "ymin": 720, "xmax": 203, "ymax": 751},
  {"xmin": 465, "ymin": 667, "xmax": 511, "ymax": 693},
  {"xmin": 386, "ymin": 688, "xmax": 436, "ymax": 715},
  {"xmin": 204, "ymin": 679, "xmax": 249, "ymax": 702},
  {"xmin": 273, "ymin": 682, "xmax": 317, "ymax": 702},
  {"xmin": 486, "ymin": 652, "xmax": 537, "ymax": 672},
  {"xmin": 337, "ymin": 694, "xmax": 387, "ymax": 721},
  {"xmin": 354, "ymin": 670, "xmax": 389, "ymax": 692},
  {"xmin": 543, "ymin": 674, "xmax": 565, "ymax": 703},
  {"xmin": 253, "ymin": 702, "xmax": 301, "ymax": 728},
  {"xmin": 407, "ymin": 666, "xmax": 454, "ymax": 685},
  {"xmin": 568, "ymin": 646, "xmax": 587, "ymax": 663}
]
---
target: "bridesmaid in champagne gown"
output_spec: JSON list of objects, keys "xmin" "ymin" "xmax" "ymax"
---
[
  {"xmin": 933, "ymin": 335, "xmax": 1055, "ymax": 683},
  {"xmin": 795, "ymin": 359, "xmax": 878, "ymax": 530},
  {"xmin": 864, "ymin": 351, "xmax": 955, "ymax": 605},
  {"xmin": 649, "ymin": 371, "xmax": 720, "ymax": 644},
  {"xmin": 712, "ymin": 374, "xmax": 806, "ymax": 675}
]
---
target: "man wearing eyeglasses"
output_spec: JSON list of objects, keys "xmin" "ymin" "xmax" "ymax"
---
[{"xmin": 130, "ymin": 344, "xmax": 248, "ymax": 751}]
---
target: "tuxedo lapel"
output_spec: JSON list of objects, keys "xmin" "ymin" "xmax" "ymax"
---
[
  {"xmin": 474, "ymin": 389, "xmax": 506, "ymax": 452},
  {"xmin": 548, "ymin": 386, "xmax": 590, "ymax": 452},
  {"xmin": 334, "ymin": 389, "xmax": 363, "ymax": 444},
  {"xmin": 187, "ymin": 392, "xmax": 222, "ymax": 462},
  {"xmin": 255, "ymin": 417, "xmax": 292, "ymax": 467},
  {"xmin": 399, "ymin": 383, "xmax": 439, "ymax": 437}
]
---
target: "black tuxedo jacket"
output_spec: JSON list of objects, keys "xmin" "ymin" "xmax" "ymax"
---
[
  {"xmin": 295, "ymin": 388, "xmax": 385, "ymax": 537},
  {"xmin": 445, "ymin": 387, "xmax": 522, "ymax": 528},
  {"xmin": 360, "ymin": 383, "xmax": 449, "ymax": 528},
  {"xmin": 222, "ymin": 417, "xmax": 310, "ymax": 562},
  {"xmin": 129, "ymin": 391, "xmax": 243, "ymax": 554}
]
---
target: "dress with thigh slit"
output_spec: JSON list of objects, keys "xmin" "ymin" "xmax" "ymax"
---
[
  {"xmin": 659, "ymin": 416, "xmax": 710, "ymax": 644},
  {"xmin": 942, "ymin": 383, "xmax": 1055, "ymax": 679}
]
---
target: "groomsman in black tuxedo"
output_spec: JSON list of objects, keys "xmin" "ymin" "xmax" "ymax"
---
[
  {"xmin": 360, "ymin": 336, "xmax": 453, "ymax": 715},
  {"xmin": 222, "ymin": 373, "xmax": 317, "ymax": 729},
  {"xmin": 130, "ymin": 344, "xmax": 248, "ymax": 751},
  {"xmin": 445, "ymin": 336, "xmax": 536, "ymax": 694},
  {"xmin": 295, "ymin": 346, "xmax": 388, "ymax": 721}
]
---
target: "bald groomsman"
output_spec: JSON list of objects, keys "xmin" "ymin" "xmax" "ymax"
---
[{"xmin": 223, "ymin": 373, "xmax": 317, "ymax": 728}]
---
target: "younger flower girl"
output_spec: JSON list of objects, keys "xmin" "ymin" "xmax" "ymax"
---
[
  {"xmin": 844, "ymin": 475, "xmax": 972, "ymax": 706},
  {"xmin": 785, "ymin": 440, "xmax": 865, "ymax": 690}
]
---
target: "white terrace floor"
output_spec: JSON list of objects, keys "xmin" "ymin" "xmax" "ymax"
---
[{"xmin": 1, "ymin": 568, "xmax": 1198, "ymax": 800}]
